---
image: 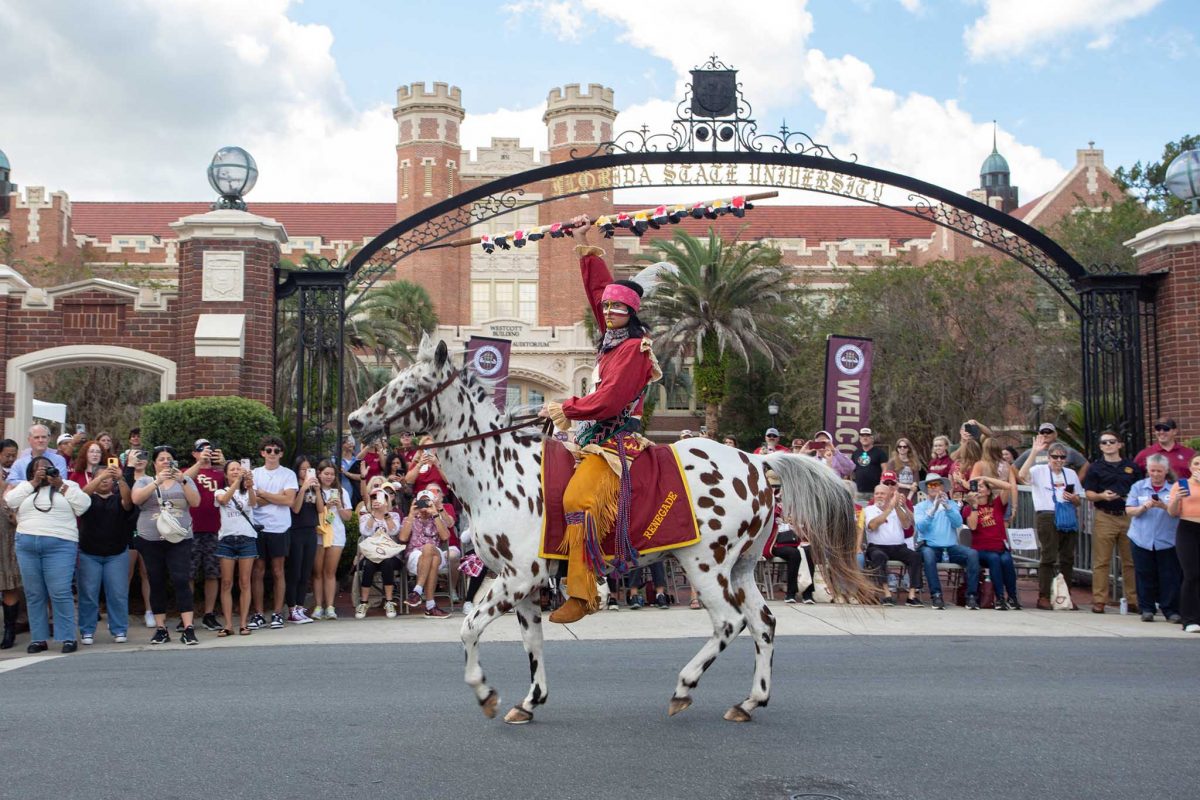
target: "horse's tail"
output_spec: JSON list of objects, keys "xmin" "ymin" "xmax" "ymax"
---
[{"xmin": 762, "ymin": 454, "xmax": 879, "ymax": 605}]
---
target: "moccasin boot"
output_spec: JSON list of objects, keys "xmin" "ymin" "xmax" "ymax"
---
[{"xmin": 548, "ymin": 597, "xmax": 590, "ymax": 624}]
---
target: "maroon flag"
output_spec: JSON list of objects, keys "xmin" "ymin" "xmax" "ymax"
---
[
  {"xmin": 823, "ymin": 335, "xmax": 874, "ymax": 455},
  {"xmin": 465, "ymin": 336, "xmax": 512, "ymax": 410}
]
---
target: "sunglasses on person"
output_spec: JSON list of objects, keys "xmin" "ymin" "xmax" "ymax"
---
[
  {"xmin": 1154, "ymin": 424, "xmax": 1174, "ymax": 432},
  {"xmin": 262, "ymin": 447, "xmax": 283, "ymax": 454},
  {"xmin": 1039, "ymin": 429, "xmax": 1055, "ymax": 435},
  {"xmin": 1099, "ymin": 439, "xmax": 1119, "ymax": 445},
  {"xmin": 896, "ymin": 444, "xmax": 909, "ymax": 450},
  {"xmin": 1049, "ymin": 454, "xmax": 1067, "ymax": 460},
  {"xmin": 883, "ymin": 480, "xmax": 897, "ymax": 486}
]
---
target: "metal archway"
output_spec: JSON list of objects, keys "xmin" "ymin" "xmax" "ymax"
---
[{"xmin": 282, "ymin": 56, "xmax": 1157, "ymax": 460}]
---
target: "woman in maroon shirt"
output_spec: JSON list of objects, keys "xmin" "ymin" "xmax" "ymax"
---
[
  {"xmin": 963, "ymin": 475, "xmax": 1020, "ymax": 610},
  {"xmin": 69, "ymin": 440, "xmax": 109, "ymax": 487}
]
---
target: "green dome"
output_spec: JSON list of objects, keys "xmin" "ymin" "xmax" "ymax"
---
[
  {"xmin": 981, "ymin": 148, "xmax": 1009, "ymax": 175},
  {"xmin": 0, "ymin": 149, "xmax": 9, "ymax": 171}
]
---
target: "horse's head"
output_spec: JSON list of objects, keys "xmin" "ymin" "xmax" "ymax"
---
[{"xmin": 347, "ymin": 334, "xmax": 455, "ymax": 440}]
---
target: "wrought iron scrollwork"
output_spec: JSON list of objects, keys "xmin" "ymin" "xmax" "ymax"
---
[{"xmin": 571, "ymin": 56, "xmax": 853, "ymax": 160}]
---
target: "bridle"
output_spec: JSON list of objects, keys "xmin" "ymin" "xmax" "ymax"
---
[{"xmin": 378, "ymin": 367, "xmax": 551, "ymax": 450}]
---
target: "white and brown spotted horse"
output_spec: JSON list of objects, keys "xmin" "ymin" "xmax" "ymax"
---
[{"xmin": 347, "ymin": 335, "xmax": 873, "ymax": 724}]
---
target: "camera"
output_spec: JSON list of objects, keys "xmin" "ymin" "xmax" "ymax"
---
[
  {"xmin": 43, "ymin": 466, "xmax": 60, "ymax": 479},
  {"xmin": 414, "ymin": 497, "xmax": 432, "ymax": 510}
]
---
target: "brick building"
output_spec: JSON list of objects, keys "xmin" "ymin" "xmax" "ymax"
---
[{"xmin": 0, "ymin": 84, "xmax": 1129, "ymax": 438}]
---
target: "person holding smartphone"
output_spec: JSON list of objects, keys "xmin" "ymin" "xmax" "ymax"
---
[
  {"xmin": 311, "ymin": 459, "xmax": 352, "ymax": 620},
  {"xmin": 1166, "ymin": 453, "xmax": 1200, "ymax": 633},
  {"xmin": 285, "ymin": 455, "xmax": 320, "ymax": 624},
  {"xmin": 1126, "ymin": 454, "xmax": 1181, "ymax": 623},
  {"xmin": 185, "ymin": 439, "xmax": 227, "ymax": 632},
  {"xmin": 399, "ymin": 489, "xmax": 452, "ymax": 618},
  {"xmin": 215, "ymin": 459, "xmax": 259, "ymax": 636},
  {"xmin": 77, "ymin": 462, "xmax": 137, "ymax": 644},
  {"xmin": 1020, "ymin": 441, "xmax": 1083, "ymax": 610},
  {"xmin": 1083, "ymin": 430, "xmax": 1143, "ymax": 614},
  {"xmin": 122, "ymin": 448, "xmax": 154, "ymax": 628}
]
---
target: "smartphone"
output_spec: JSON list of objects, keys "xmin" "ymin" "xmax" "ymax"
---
[
  {"xmin": 240, "ymin": 458, "xmax": 251, "ymax": 471},
  {"xmin": 1181, "ymin": 478, "xmax": 1191, "ymax": 497},
  {"xmin": 969, "ymin": 480, "xmax": 979, "ymax": 492},
  {"xmin": 1066, "ymin": 484, "xmax": 1076, "ymax": 494},
  {"xmin": 75, "ymin": 423, "xmax": 87, "ymax": 434},
  {"xmin": 699, "ymin": 426, "xmax": 708, "ymax": 435},
  {"xmin": 107, "ymin": 457, "xmax": 119, "ymax": 468},
  {"xmin": 306, "ymin": 467, "xmax": 316, "ymax": 481},
  {"xmin": 170, "ymin": 459, "xmax": 179, "ymax": 471}
]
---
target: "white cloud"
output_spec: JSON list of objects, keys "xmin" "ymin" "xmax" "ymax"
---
[
  {"xmin": 503, "ymin": 1, "xmax": 578, "ymax": 42},
  {"xmin": 897, "ymin": 0, "xmax": 922, "ymax": 12},
  {"xmin": 0, "ymin": 0, "xmax": 395, "ymax": 201},
  {"xmin": 964, "ymin": 0, "xmax": 1163, "ymax": 61}
]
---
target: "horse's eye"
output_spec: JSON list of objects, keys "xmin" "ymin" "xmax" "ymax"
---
[{"xmin": 402, "ymin": 385, "xmax": 418, "ymax": 396}]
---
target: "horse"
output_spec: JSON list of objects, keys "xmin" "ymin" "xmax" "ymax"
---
[{"xmin": 347, "ymin": 335, "xmax": 873, "ymax": 724}]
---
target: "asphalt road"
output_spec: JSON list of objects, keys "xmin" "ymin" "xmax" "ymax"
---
[{"xmin": 1, "ymin": 636, "xmax": 1194, "ymax": 800}]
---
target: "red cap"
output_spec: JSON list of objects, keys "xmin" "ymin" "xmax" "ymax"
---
[{"xmin": 881, "ymin": 470, "xmax": 898, "ymax": 484}]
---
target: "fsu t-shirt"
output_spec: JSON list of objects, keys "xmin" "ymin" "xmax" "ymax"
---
[{"xmin": 190, "ymin": 467, "xmax": 225, "ymax": 533}]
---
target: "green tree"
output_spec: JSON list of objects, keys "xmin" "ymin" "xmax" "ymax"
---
[
  {"xmin": 32, "ymin": 366, "xmax": 160, "ymax": 441},
  {"xmin": 639, "ymin": 228, "xmax": 797, "ymax": 433},
  {"xmin": 1043, "ymin": 193, "xmax": 1165, "ymax": 273},
  {"xmin": 1114, "ymin": 134, "xmax": 1200, "ymax": 218}
]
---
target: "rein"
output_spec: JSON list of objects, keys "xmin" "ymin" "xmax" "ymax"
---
[{"xmin": 379, "ymin": 368, "xmax": 552, "ymax": 450}]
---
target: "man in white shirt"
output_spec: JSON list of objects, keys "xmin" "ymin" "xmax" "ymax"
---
[
  {"xmin": 248, "ymin": 437, "xmax": 298, "ymax": 630},
  {"xmin": 862, "ymin": 485, "xmax": 923, "ymax": 606}
]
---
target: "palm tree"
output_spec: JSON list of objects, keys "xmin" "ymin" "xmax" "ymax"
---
[{"xmin": 639, "ymin": 228, "xmax": 797, "ymax": 433}]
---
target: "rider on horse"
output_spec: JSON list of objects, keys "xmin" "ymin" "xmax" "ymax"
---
[{"xmin": 540, "ymin": 214, "xmax": 662, "ymax": 624}]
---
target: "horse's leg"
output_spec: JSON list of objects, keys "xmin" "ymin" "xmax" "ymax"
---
[
  {"xmin": 461, "ymin": 574, "xmax": 520, "ymax": 720},
  {"xmin": 724, "ymin": 553, "xmax": 776, "ymax": 722},
  {"xmin": 667, "ymin": 559, "xmax": 746, "ymax": 717},
  {"xmin": 503, "ymin": 593, "xmax": 547, "ymax": 725}
]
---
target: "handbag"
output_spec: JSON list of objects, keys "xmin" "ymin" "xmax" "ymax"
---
[
  {"xmin": 1050, "ymin": 477, "xmax": 1078, "ymax": 532},
  {"xmin": 458, "ymin": 552, "xmax": 485, "ymax": 578},
  {"xmin": 810, "ymin": 566, "xmax": 834, "ymax": 603},
  {"xmin": 358, "ymin": 519, "xmax": 403, "ymax": 564},
  {"xmin": 154, "ymin": 486, "xmax": 190, "ymax": 544},
  {"xmin": 1051, "ymin": 571, "xmax": 1073, "ymax": 610},
  {"xmin": 317, "ymin": 489, "xmax": 337, "ymax": 547},
  {"xmin": 230, "ymin": 493, "xmax": 265, "ymax": 535},
  {"xmin": 796, "ymin": 547, "xmax": 813, "ymax": 595}
]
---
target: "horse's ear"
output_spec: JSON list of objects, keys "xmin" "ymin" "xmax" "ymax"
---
[
  {"xmin": 434, "ymin": 340, "xmax": 449, "ymax": 370},
  {"xmin": 417, "ymin": 333, "xmax": 435, "ymax": 362}
]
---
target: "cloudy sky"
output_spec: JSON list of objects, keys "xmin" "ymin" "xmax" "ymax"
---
[{"xmin": 0, "ymin": 0, "xmax": 1192, "ymax": 205}]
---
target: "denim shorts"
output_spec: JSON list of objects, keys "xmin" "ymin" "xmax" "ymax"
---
[{"xmin": 216, "ymin": 535, "xmax": 258, "ymax": 560}]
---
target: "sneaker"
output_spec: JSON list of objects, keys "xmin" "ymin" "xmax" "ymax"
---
[
  {"xmin": 1185, "ymin": 624, "xmax": 1200, "ymax": 633},
  {"xmin": 325, "ymin": 605, "xmax": 337, "ymax": 620},
  {"xmin": 247, "ymin": 613, "xmax": 266, "ymax": 630},
  {"xmin": 180, "ymin": 626, "xmax": 199, "ymax": 646},
  {"xmin": 801, "ymin": 598, "xmax": 815, "ymax": 605},
  {"xmin": 462, "ymin": 601, "xmax": 475, "ymax": 617},
  {"xmin": 655, "ymin": 592, "xmax": 669, "ymax": 609},
  {"xmin": 114, "ymin": 634, "xmax": 128, "ymax": 643},
  {"xmin": 144, "ymin": 610, "xmax": 156, "ymax": 629},
  {"xmin": 201, "ymin": 613, "xmax": 222, "ymax": 632},
  {"xmin": 404, "ymin": 590, "xmax": 422, "ymax": 609},
  {"xmin": 81, "ymin": 633, "xmax": 95, "ymax": 646},
  {"xmin": 931, "ymin": 594, "xmax": 946, "ymax": 610},
  {"xmin": 269, "ymin": 613, "xmax": 285, "ymax": 629},
  {"xmin": 355, "ymin": 602, "xmax": 368, "ymax": 620},
  {"xmin": 785, "ymin": 595, "xmax": 797, "ymax": 604},
  {"xmin": 289, "ymin": 607, "xmax": 313, "ymax": 625},
  {"xmin": 1167, "ymin": 613, "xmax": 1182, "ymax": 624},
  {"xmin": 311, "ymin": 606, "xmax": 325, "ymax": 621},
  {"xmin": 966, "ymin": 594, "xmax": 980, "ymax": 611},
  {"xmin": 1008, "ymin": 597, "xmax": 1023, "ymax": 611},
  {"xmin": 881, "ymin": 595, "xmax": 897, "ymax": 606},
  {"xmin": 995, "ymin": 598, "xmax": 1008, "ymax": 611},
  {"xmin": 904, "ymin": 597, "xmax": 924, "ymax": 607},
  {"xmin": 150, "ymin": 627, "xmax": 170, "ymax": 645},
  {"xmin": 607, "ymin": 596, "xmax": 620, "ymax": 611},
  {"xmin": 1141, "ymin": 611, "xmax": 1155, "ymax": 622},
  {"xmin": 384, "ymin": 601, "xmax": 398, "ymax": 619},
  {"xmin": 424, "ymin": 606, "xmax": 450, "ymax": 619},
  {"xmin": 175, "ymin": 621, "xmax": 185, "ymax": 632},
  {"xmin": 628, "ymin": 594, "xmax": 645, "ymax": 610}
]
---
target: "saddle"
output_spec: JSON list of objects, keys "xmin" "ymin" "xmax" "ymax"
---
[{"xmin": 538, "ymin": 437, "xmax": 700, "ymax": 562}]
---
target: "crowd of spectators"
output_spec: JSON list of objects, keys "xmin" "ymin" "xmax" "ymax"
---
[{"xmin": 1, "ymin": 412, "xmax": 1197, "ymax": 655}]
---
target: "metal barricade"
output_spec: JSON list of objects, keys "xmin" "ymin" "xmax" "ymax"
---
[{"xmin": 1009, "ymin": 486, "xmax": 1123, "ymax": 600}]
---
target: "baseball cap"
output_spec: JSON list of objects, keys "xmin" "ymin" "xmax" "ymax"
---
[
  {"xmin": 859, "ymin": 427, "xmax": 873, "ymax": 436},
  {"xmin": 1154, "ymin": 418, "xmax": 1177, "ymax": 430},
  {"xmin": 791, "ymin": 438, "xmax": 805, "ymax": 447},
  {"xmin": 881, "ymin": 470, "xmax": 898, "ymax": 484},
  {"xmin": 765, "ymin": 427, "xmax": 780, "ymax": 437},
  {"xmin": 1038, "ymin": 422, "xmax": 1057, "ymax": 434},
  {"xmin": 680, "ymin": 429, "xmax": 693, "ymax": 438},
  {"xmin": 56, "ymin": 433, "xmax": 73, "ymax": 445},
  {"xmin": 813, "ymin": 430, "xmax": 833, "ymax": 440},
  {"xmin": 193, "ymin": 439, "xmax": 212, "ymax": 451}
]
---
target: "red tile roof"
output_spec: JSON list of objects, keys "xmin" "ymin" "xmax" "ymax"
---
[
  {"xmin": 614, "ymin": 203, "xmax": 935, "ymax": 246},
  {"xmin": 1010, "ymin": 194, "xmax": 1044, "ymax": 221},
  {"xmin": 72, "ymin": 202, "xmax": 397, "ymax": 242}
]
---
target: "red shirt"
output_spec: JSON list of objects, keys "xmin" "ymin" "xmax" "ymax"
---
[
  {"xmin": 1134, "ymin": 442, "xmax": 1196, "ymax": 477},
  {"xmin": 927, "ymin": 455, "xmax": 953, "ymax": 478},
  {"xmin": 362, "ymin": 452, "xmax": 382, "ymax": 482},
  {"xmin": 964, "ymin": 497, "xmax": 1007, "ymax": 552},
  {"xmin": 190, "ymin": 468, "xmax": 225, "ymax": 533}
]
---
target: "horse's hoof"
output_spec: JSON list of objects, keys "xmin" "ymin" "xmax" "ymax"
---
[
  {"xmin": 667, "ymin": 696, "xmax": 693, "ymax": 717},
  {"xmin": 723, "ymin": 705, "xmax": 753, "ymax": 723},
  {"xmin": 480, "ymin": 690, "xmax": 500, "ymax": 719},
  {"xmin": 504, "ymin": 706, "xmax": 533, "ymax": 725}
]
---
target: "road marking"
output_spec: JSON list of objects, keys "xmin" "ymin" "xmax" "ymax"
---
[{"xmin": 0, "ymin": 653, "xmax": 65, "ymax": 674}]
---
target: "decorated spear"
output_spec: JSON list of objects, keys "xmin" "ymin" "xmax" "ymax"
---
[{"xmin": 423, "ymin": 191, "xmax": 779, "ymax": 253}]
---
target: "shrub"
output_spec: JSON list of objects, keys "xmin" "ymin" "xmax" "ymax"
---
[{"xmin": 141, "ymin": 396, "xmax": 281, "ymax": 464}]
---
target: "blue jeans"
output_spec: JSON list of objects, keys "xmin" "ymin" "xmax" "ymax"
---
[
  {"xmin": 78, "ymin": 550, "xmax": 130, "ymax": 636},
  {"xmin": 920, "ymin": 544, "xmax": 980, "ymax": 596},
  {"xmin": 1130, "ymin": 542, "xmax": 1181, "ymax": 617},
  {"xmin": 14, "ymin": 533, "xmax": 78, "ymax": 643},
  {"xmin": 977, "ymin": 549, "xmax": 1018, "ymax": 601}
]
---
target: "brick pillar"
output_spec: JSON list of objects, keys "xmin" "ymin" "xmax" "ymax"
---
[
  {"xmin": 1130, "ymin": 213, "xmax": 1200, "ymax": 435},
  {"xmin": 168, "ymin": 210, "xmax": 287, "ymax": 405}
]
